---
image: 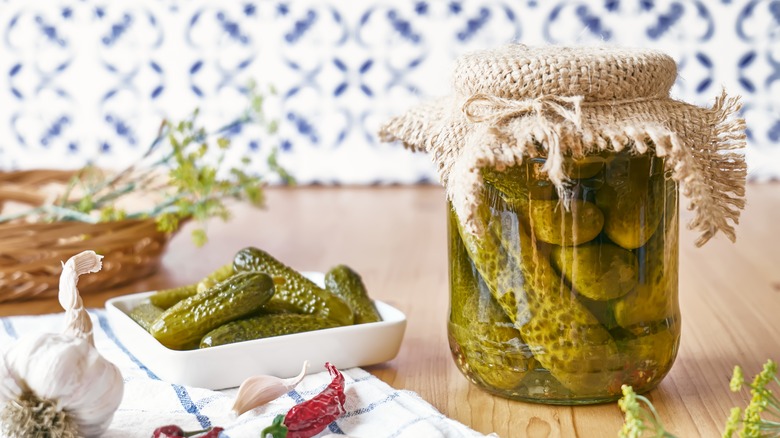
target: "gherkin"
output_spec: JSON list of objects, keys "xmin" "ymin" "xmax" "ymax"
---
[
  {"xmin": 613, "ymin": 177, "xmax": 680, "ymax": 328},
  {"xmin": 454, "ymin": 153, "xmax": 679, "ymax": 400},
  {"xmin": 527, "ymin": 199, "xmax": 604, "ymax": 246},
  {"xmin": 616, "ymin": 323, "xmax": 680, "ymax": 391},
  {"xmin": 196, "ymin": 263, "xmax": 235, "ymax": 293},
  {"xmin": 324, "ymin": 265, "xmax": 382, "ymax": 324},
  {"xmin": 448, "ymin": 209, "xmax": 533, "ymax": 391},
  {"xmin": 453, "ymin": 190, "xmax": 622, "ymax": 394},
  {"xmin": 200, "ymin": 314, "xmax": 341, "ymax": 348},
  {"xmin": 150, "ymin": 271, "xmax": 275, "ymax": 350},
  {"xmin": 551, "ymin": 242, "xmax": 638, "ymax": 301},
  {"xmin": 129, "ymin": 302, "xmax": 164, "ymax": 331},
  {"xmin": 595, "ymin": 154, "xmax": 665, "ymax": 250},
  {"xmin": 149, "ymin": 284, "xmax": 198, "ymax": 310},
  {"xmin": 233, "ymin": 247, "xmax": 354, "ymax": 326}
]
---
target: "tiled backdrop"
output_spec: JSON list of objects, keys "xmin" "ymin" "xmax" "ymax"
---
[{"xmin": 0, "ymin": 0, "xmax": 778, "ymax": 183}]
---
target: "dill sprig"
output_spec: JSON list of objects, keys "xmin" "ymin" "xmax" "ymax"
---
[
  {"xmin": 618, "ymin": 385, "xmax": 677, "ymax": 438},
  {"xmin": 0, "ymin": 81, "xmax": 290, "ymax": 246},
  {"xmin": 617, "ymin": 359, "xmax": 780, "ymax": 438},
  {"xmin": 725, "ymin": 360, "xmax": 780, "ymax": 438}
]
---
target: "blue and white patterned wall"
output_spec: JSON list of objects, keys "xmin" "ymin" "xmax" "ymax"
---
[{"xmin": 0, "ymin": 0, "xmax": 778, "ymax": 183}]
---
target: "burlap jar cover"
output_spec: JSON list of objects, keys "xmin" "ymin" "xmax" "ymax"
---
[{"xmin": 379, "ymin": 44, "xmax": 747, "ymax": 246}]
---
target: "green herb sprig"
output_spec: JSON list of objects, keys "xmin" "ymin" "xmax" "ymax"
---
[
  {"xmin": 618, "ymin": 359, "xmax": 780, "ymax": 438},
  {"xmin": 0, "ymin": 81, "xmax": 290, "ymax": 246},
  {"xmin": 618, "ymin": 385, "xmax": 676, "ymax": 438}
]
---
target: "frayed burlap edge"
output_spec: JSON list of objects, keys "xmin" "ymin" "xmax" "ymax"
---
[{"xmin": 379, "ymin": 90, "xmax": 746, "ymax": 247}]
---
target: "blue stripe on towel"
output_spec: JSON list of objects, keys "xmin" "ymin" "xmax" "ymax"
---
[
  {"xmin": 327, "ymin": 421, "xmax": 345, "ymax": 434},
  {"xmin": 341, "ymin": 392, "xmax": 401, "ymax": 418},
  {"xmin": 96, "ymin": 311, "xmax": 159, "ymax": 380},
  {"xmin": 172, "ymin": 383, "xmax": 211, "ymax": 429},
  {"xmin": 288, "ymin": 389, "xmax": 306, "ymax": 404},
  {"xmin": 2, "ymin": 318, "xmax": 17, "ymax": 339}
]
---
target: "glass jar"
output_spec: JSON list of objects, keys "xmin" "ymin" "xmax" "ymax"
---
[{"xmin": 447, "ymin": 150, "xmax": 680, "ymax": 404}]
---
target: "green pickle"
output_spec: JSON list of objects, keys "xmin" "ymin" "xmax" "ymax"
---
[
  {"xmin": 614, "ymin": 178, "xmax": 680, "ymax": 328},
  {"xmin": 129, "ymin": 303, "xmax": 164, "ymax": 331},
  {"xmin": 200, "ymin": 314, "xmax": 341, "ymax": 348},
  {"xmin": 150, "ymin": 271, "xmax": 275, "ymax": 350},
  {"xmin": 149, "ymin": 284, "xmax": 198, "ymax": 310},
  {"xmin": 324, "ymin": 265, "xmax": 382, "ymax": 324},
  {"xmin": 233, "ymin": 247, "xmax": 354, "ymax": 325},
  {"xmin": 448, "ymin": 151, "xmax": 680, "ymax": 403},
  {"xmin": 551, "ymin": 242, "xmax": 638, "ymax": 301},
  {"xmin": 197, "ymin": 263, "xmax": 235, "ymax": 293},
  {"xmin": 595, "ymin": 154, "xmax": 665, "ymax": 249},
  {"xmin": 448, "ymin": 210, "xmax": 534, "ymax": 391},
  {"xmin": 528, "ymin": 200, "xmax": 604, "ymax": 246}
]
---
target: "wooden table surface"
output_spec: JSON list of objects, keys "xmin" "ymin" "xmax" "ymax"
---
[{"xmin": 1, "ymin": 184, "xmax": 778, "ymax": 437}]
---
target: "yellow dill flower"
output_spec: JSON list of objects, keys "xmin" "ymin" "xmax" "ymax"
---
[
  {"xmin": 731, "ymin": 366, "xmax": 745, "ymax": 392},
  {"xmin": 618, "ymin": 385, "xmax": 646, "ymax": 438},
  {"xmin": 722, "ymin": 407, "xmax": 741, "ymax": 438}
]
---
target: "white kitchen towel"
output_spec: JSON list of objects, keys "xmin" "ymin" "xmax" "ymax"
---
[{"xmin": 0, "ymin": 310, "xmax": 491, "ymax": 438}]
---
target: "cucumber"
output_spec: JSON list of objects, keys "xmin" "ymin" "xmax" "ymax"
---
[
  {"xmin": 448, "ymin": 208, "xmax": 534, "ymax": 391},
  {"xmin": 454, "ymin": 188, "xmax": 621, "ymax": 394},
  {"xmin": 233, "ymin": 247, "xmax": 354, "ymax": 325},
  {"xmin": 200, "ymin": 314, "xmax": 341, "ymax": 348},
  {"xmin": 149, "ymin": 284, "xmax": 198, "ymax": 310},
  {"xmin": 324, "ymin": 265, "xmax": 381, "ymax": 324},
  {"xmin": 196, "ymin": 263, "xmax": 235, "ymax": 293},
  {"xmin": 150, "ymin": 271, "xmax": 274, "ymax": 350},
  {"xmin": 128, "ymin": 303, "xmax": 164, "ymax": 332}
]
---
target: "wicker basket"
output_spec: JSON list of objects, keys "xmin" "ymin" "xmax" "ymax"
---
[{"xmin": 0, "ymin": 170, "xmax": 175, "ymax": 303}]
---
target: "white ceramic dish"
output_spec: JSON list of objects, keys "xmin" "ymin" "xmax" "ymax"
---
[{"xmin": 105, "ymin": 272, "xmax": 406, "ymax": 390}]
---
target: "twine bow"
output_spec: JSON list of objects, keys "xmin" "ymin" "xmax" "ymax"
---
[{"xmin": 461, "ymin": 93, "xmax": 584, "ymax": 130}]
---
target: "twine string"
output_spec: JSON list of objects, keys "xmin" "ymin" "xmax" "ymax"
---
[{"xmin": 461, "ymin": 93, "xmax": 584, "ymax": 130}]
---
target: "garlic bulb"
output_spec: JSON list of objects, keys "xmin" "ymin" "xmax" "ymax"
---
[
  {"xmin": 0, "ymin": 251, "xmax": 124, "ymax": 438},
  {"xmin": 232, "ymin": 361, "xmax": 309, "ymax": 415}
]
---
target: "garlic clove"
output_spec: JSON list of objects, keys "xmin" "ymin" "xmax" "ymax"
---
[{"xmin": 232, "ymin": 360, "xmax": 309, "ymax": 415}]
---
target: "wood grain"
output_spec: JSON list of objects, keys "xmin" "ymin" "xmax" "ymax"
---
[{"xmin": 1, "ymin": 184, "xmax": 778, "ymax": 437}]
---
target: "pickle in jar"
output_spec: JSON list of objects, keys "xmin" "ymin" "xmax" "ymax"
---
[
  {"xmin": 596, "ymin": 154, "xmax": 665, "ymax": 249},
  {"xmin": 551, "ymin": 242, "xmax": 638, "ymax": 301},
  {"xmin": 453, "ymin": 190, "xmax": 622, "ymax": 395},
  {"xmin": 448, "ymin": 208, "xmax": 534, "ymax": 391},
  {"xmin": 614, "ymin": 177, "xmax": 680, "ymax": 328}
]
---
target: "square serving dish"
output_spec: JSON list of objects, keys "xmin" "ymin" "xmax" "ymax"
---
[{"xmin": 105, "ymin": 273, "xmax": 406, "ymax": 390}]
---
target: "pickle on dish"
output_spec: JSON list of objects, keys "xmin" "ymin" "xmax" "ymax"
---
[
  {"xmin": 324, "ymin": 265, "xmax": 382, "ymax": 324},
  {"xmin": 233, "ymin": 247, "xmax": 354, "ymax": 326},
  {"xmin": 551, "ymin": 242, "xmax": 638, "ymax": 301},
  {"xmin": 200, "ymin": 313, "xmax": 341, "ymax": 348},
  {"xmin": 196, "ymin": 263, "xmax": 235, "ymax": 293},
  {"xmin": 150, "ymin": 271, "xmax": 275, "ymax": 350},
  {"xmin": 128, "ymin": 302, "xmax": 164, "ymax": 331},
  {"xmin": 148, "ymin": 284, "xmax": 198, "ymax": 310}
]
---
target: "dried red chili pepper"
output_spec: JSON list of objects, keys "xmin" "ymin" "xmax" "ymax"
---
[
  {"xmin": 260, "ymin": 362, "xmax": 346, "ymax": 438},
  {"xmin": 151, "ymin": 424, "xmax": 216, "ymax": 438}
]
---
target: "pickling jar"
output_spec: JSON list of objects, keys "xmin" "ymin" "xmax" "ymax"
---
[{"xmin": 380, "ymin": 44, "xmax": 746, "ymax": 404}]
